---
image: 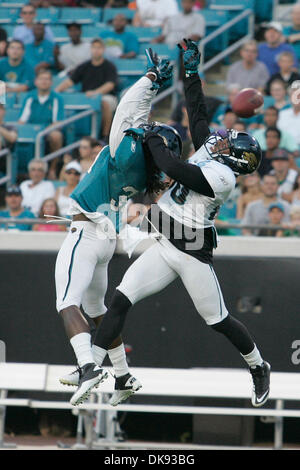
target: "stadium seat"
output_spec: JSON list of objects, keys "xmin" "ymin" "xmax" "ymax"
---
[
  {"xmin": 126, "ymin": 26, "xmax": 161, "ymax": 43},
  {"xmin": 36, "ymin": 7, "xmax": 60, "ymax": 24},
  {"xmin": 0, "ymin": 8, "xmax": 20, "ymax": 24},
  {"xmin": 1, "ymin": 1, "xmax": 26, "ymax": 5},
  {"xmin": 139, "ymin": 43, "xmax": 179, "ymax": 61},
  {"xmin": 254, "ymin": 0, "xmax": 273, "ymax": 22},
  {"xmin": 4, "ymin": 93, "xmax": 17, "ymax": 109},
  {"xmin": 4, "ymin": 108, "xmax": 19, "ymax": 122},
  {"xmin": 62, "ymin": 93, "xmax": 101, "ymax": 111},
  {"xmin": 102, "ymin": 8, "xmax": 136, "ymax": 24},
  {"xmin": 13, "ymin": 123, "xmax": 45, "ymax": 173},
  {"xmin": 62, "ymin": 93, "xmax": 102, "ymax": 141},
  {"xmin": 263, "ymin": 96, "xmax": 275, "ymax": 109},
  {"xmin": 82, "ymin": 24, "xmax": 108, "ymax": 40},
  {"xmin": 209, "ymin": 0, "xmax": 255, "ymax": 41},
  {"xmin": 200, "ymin": 9, "xmax": 230, "ymax": 58},
  {"xmin": 51, "ymin": 25, "xmax": 69, "ymax": 42},
  {"xmin": 59, "ymin": 7, "xmax": 101, "ymax": 24},
  {"xmin": 1, "ymin": 24, "xmax": 14, "ymax": 39}
]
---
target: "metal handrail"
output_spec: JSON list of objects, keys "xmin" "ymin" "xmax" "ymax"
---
[
  {"xmin": 34, "ymin": 108, "xmax": 98, "ymax": 160},
  {"xmin": 0, "ymin": 149, "xmax": 12, "ymax": 187},
  {"xmin": 199, "ymin": 9, "xmax": 255, "ymax": 73},
  {"xmin": 43, "ymin": 141, "xmax": 81, "ymax": 163}
]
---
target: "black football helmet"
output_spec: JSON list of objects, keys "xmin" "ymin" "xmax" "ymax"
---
[
  {"xmin": 139, "ymin": 121, "xmax": 183, "ymax": 159},
  {"xmin": 204, "ymin": 129, "xmax": 262, "ymax": 175}
]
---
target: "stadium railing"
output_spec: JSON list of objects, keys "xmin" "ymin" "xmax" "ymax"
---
[
  {"xmin": 0, "ymin": 148, "xmax": 15, "ymax": 187},
  {"xmin": 1, "ymin": 363, "xmax": 300, "ymax": 449}
]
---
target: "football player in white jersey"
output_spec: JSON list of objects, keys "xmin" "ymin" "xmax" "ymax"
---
[{"xmin": 75, "ymin": 40, "xmax": 270, "ymax": 408}]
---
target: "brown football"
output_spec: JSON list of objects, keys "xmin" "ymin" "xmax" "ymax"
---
[{"xmin": 232, "ymin": 88, "xmax": 264, "ymax": 118}]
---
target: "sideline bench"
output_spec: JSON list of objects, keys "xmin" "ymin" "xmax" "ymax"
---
[{"xmin": 1, "ymin": 363, "xmax": 300, "ymax": 449}]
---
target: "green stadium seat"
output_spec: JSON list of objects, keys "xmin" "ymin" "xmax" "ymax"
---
[
  {"xmin": 0, "ymin": 8, "xmax": 20, "ymax": 24},
  {"xmin": 36, "ymin": 7, "xmax": 60, "ymax": 24},
  {"xmin": 102, "ymin": 8, "xmax": 135, "ymax": 24},
  {"xmin": 59, "ymin": 7, "xmax": 101, "ymax": 24}
]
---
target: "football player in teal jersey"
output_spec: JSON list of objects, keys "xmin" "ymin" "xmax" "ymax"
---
[{"xmin": 55, "ymin": 50, "xmax": 178, "ymax": 406}]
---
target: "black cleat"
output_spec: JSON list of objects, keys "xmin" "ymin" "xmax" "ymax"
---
[
  {"xmin": 109, "ymin": 373, "xmax": 142, "ymax": 406},
  {"xmin": 70, "ymin": 363, "xmax": 108, "ymax": 406},
  {"xmin": 249, "ymin": 361, "xmax": 271, "ymax": 407}
]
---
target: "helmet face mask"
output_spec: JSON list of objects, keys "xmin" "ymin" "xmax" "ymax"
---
[{"xmin": 204, "ymin": 129, "xmax": 262, "ymax": 175}]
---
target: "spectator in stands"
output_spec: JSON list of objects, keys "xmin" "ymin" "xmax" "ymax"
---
[
  {"xmin": 252, "ymin": 106, "xmax": 299, "ymax": 155},
  {"xmin": 0, "ymin": 28, "xmax": 7, "ymax": 57},
  {"xmin": 19, "ymin": 69, "xmax": 64, "ymax": 179},
  {"xmin": 0, "ymin": 104, "xmax": 18, "ymax": 151},
  {"xmin": 78, "ymin": 136, "xmax": 102, "ymax": 175},
  {"xmin": 236, "ymin": 172, "xmax": 263, "ymax": 220},
  {"xmin": 283, "ymin": 3, "xmax": 300, "ymax": 62},
  {"xmin": 0, "ymin": 40, "xmax": 35, "ymax": 93},
  {"xmin": 54, "ymin": 23, "xmax": 91, "ymax": 72},
  {"xmin": 56, "ymin": 38, "xmax": 118, "ymax": 141},
  {"xmin": 278, "ymin": 81, "xmax": 300, "ymax": 148},
  {"xmin": 133, "ymin": 0, "xmax": 179, "ymax": 28},
  {"xmin": 269, "ymin": 150, "xmax": 298, "ymax": 198},
  {"xmin": 55, "ymin": 160, "xmax": 82, "ymax": 217},
  {"xmin": 20, "ymin": 159, "xmax": 55, "ymax": 216},
  {"xmin": 33, "ymin": 198, "xmax": 67, "ymax": 232},
  {"xmin": 151, "ymin": 0, "xmax": 205, "ymax": 47},
  {"xmin": 79, "ymin": 0, "xmax": 110, "ymax": 6},
  {"xmin": 282, "ymin": 205, "xmax": 300, "ymax": 237},
  {"xmin": 258, "ymin": 127, "xmax": 282, "ymax": 177},
  {"xmin": 283, "ymin": 173, "xmax": 300, "ymax": 207},
  {"xmin": 258, "ymin": 22, "xmax": 298, "ymax": 77},
  {"xmin": 30, "ymin": 1, "xmax": 79, "ymax": 5},
  {"xmin": 13, "ymin": 5, "xmax": 54, "ymax": 45},
  {"xmin": 241, "ymin": 174, "xmax": 290, "ymax": 236},
  {"xmin": 258, "ymin": 202, "xmax": 286, "ymax": 237},
  {"xmin": 265, "ymin": 51, "xmax": 300, "ymax": 95},
  {"xmin": 269, "ymin": 79, "xmax": 290, "ymax": 111},
  {"xmin": 25, "ymin": 23, "xmax": 55, "ymax": 73},
  {"xmin": 226, "ymin": 41, "xmax": 269, "ymax": 92},
  {"xmin": 100, "ymin": 14, "xmax": 139, "ymax": 59},
  {"xmin": 0, "ymin": 185, "xmax": 36, "ymax": 231},
  {"xmin": 234, "ymin": 121, "xmax": 247, "ymax": 132}
]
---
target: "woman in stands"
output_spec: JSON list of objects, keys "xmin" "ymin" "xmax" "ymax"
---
[{"xmin": 33, "ymin": 198, "xmax": 67, "ymax": 232}]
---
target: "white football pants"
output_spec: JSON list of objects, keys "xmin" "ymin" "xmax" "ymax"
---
[{"xmin": 117, "ymin": 238, "xmax": 229, "ymax": 326}]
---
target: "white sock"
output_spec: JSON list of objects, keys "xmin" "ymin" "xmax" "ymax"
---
[
  {"xmin": 241, "ymin": 345, "xmax": 264, "ymax": 368},
  {"xmin": 92, "ymin": 344, "xmax": 107, "ymax": 366},
  {"xmin": 108, "ymin": 344, "xmax": 129, "ymax": 378},
  {"xmin": 70, "ymin": 332, "xmax": 94, "ymax": 368}
]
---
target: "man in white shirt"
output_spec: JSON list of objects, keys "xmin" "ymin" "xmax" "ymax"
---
[
  {"xmin": 278, "ymin": 81, "xmax": 300, "ymax": 146},
  {"xmin": 133, "ymin": 0, "xmax": 179, "ymax": 28},
  {"xmin": 20, "ymin": 159, "xmax": 55, "ymax": 216},
  {"xmin": 226, "ymin": 40, "xmax": 270, "ymax": 92},
  {"xmin": 55, "ymin": 23, "xmax": 91, "ymax": 72},
  {"xmin": 152, "ymin": 0, "xmax": 205, "ymax": 47}
]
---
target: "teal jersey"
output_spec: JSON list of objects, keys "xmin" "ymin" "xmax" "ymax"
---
[{"xmin": 70, "ymin": 134, "xmax": 147, "ymax": 232}]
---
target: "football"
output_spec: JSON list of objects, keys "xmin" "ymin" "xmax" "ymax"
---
[{"xmin": 232, "ymin": 88, "xmax": 264, "ymax": 118}]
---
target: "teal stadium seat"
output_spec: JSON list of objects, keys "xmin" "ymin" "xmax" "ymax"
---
[
  {"xmin": 82, "ymin": 24, "xmax": 109, "ymax": 40},
  {"xmin": 62, "ymin": 93, "xmax": 102, "ymax": 141},
  {"xmin": 51, "ymin": 25, "xmax": 69, "ymax": 43},
  {"xmin": 102, "ymin": 8, "xmax": 135, "ymax": 24},
  {"xmin": 198, "ymin": 9, "xmax": 230, "ymax": 59},
  {"xmin": 126, "ymin": 26, "xmax": 161, "ymax": 43},
  {"xmin": 0, "ymin": 8, "xmax": 20, "ymax": 24},
  {"xmin": 2, "ymin": 24, "xmax": 14, "ymax": 39},
  {"xmin": 111, "ymin": 57, "xmax": 146, "ymax": 92},
  {"xmin": 1, "ymin": 1, "xmax": 26, "ymax": 5},
  {"xmin": 254, "ymin": 0, "xmax": 274, "ymax": 23},
  {"xmin": 13, "ymin": 123, "xmax": 45, "ymax": 173},
  {"xmin": 4, "ymin": 108, "xmax": 19, "ymax": 122},
  {"xmin": 209, "ymin": 0, "xmax": 255, "ymax": 41},
  {"xmin": 36, "ymin": 7, "xmax": 60, "ymax": 24},
  {"xmin": 140, "ymin": 43, "xmax": 179, "ymax": 61},
  {"xmin": 4, "ymin": 93, "xmax": 17, "ymax": 109},
  {"xmin": 59, "ymin": 7, "xmax": 101, "ymax": 24}
]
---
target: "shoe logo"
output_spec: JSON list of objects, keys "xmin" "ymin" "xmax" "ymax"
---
[
  {"xmin": 256, "ymin": 390, "xmax": 269, "ymax": 404},
  {"xmin": 93, "ymin": 365, "xmax": 101, "ymax": 372}
]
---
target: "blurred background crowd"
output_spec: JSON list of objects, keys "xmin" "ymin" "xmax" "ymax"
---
[{"xmin": 0, "ymin": 0, "xmax": 300, "ymax": 237}]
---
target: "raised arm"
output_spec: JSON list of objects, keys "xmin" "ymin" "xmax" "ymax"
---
[{"xmin": 178, "ymin": 39, "xmax": 210, "ymax": 151}]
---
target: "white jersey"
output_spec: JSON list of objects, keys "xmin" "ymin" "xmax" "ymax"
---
[{"xmin": 158, "ymin": 148, "xmax": 236, "ymax": 230}]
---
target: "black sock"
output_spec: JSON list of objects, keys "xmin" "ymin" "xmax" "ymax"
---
[
  {"xmin": 94, "ymin": 290, "xmax": 132, "ymax": 350},
  {"xmin": 211, "ymin": 315, "xmax": 255, "ymax": 355}
]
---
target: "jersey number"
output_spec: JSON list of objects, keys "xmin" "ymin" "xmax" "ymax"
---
[{"xmin": 170, "ymin": 183, "xmax": 190, "ymax": 205}]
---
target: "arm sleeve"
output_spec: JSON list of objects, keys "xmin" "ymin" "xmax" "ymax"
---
[
  {"xmin": 144, "ymin": 134, "xmax": 215, "ymax": 197},
  {"xmin": 183, "ymin": 74, "xmax": 211, "ymax": 151}
]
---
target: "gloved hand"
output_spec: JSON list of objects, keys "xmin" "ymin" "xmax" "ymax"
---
[
  {"xmin": 145, "ymin": 48, "xmax": 173, "ymax": 90},
  {"xmin": 123, "ymin": 127, "xmax": 146, "ymax": 141},
  {"xmin": 177, "ymin": 38, "xmax": 201, "ymax": 75}
]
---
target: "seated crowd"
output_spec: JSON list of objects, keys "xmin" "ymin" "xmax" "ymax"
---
[{"xmin": 0, "ymin": 1, "xmax": 299, "ymax": 236}]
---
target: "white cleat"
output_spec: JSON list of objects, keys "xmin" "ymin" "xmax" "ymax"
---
[
  {"xmin": 70, "ymin": 363, "xmax": 108, "ymax": 407},
  {"xmin": 109, "ymin": 373, "xmax": 142, "ymax": 407}
]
